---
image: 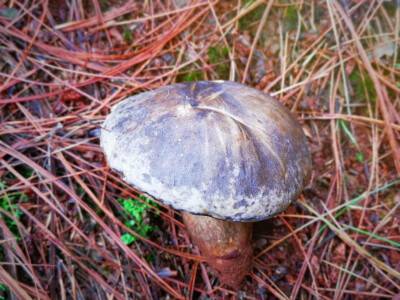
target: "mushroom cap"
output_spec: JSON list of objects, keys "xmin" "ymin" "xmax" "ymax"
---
[{"xmin": 101, "ymin": 81, "xmax": 311, "ymax": 221}]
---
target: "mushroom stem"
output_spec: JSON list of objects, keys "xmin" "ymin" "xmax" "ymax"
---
[{"xmin": 182, "ymin": 212, "xmax": 253, "ymax": 289}]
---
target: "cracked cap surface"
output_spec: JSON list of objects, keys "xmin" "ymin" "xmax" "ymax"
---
[{"xmin": 101, "ymin": 81, "xmax": 312, "ymax": 221}]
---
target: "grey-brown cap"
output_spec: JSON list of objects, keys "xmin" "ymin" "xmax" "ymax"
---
[{"xmin": 101, "ymin": 81, "xmax": 311, "ymax": 221}]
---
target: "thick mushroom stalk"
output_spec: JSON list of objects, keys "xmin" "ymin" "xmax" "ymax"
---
[{"xmin": 182, "ymin": 213, "xmax": 253, "ymax": 289}]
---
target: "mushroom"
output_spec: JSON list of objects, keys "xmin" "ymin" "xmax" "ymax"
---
[{"xmin": 101, "ymin": 81, "xmax": 311, "ymax": 289}]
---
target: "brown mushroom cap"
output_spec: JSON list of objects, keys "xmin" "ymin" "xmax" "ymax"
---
[{"xmin": 101, "ymin": 81, "xmax": 311, "ymax": 221}]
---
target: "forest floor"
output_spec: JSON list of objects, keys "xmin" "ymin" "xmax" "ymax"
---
[{"xmin": 0, "ymin": 0, "xmax": 399, "ymax": 299}]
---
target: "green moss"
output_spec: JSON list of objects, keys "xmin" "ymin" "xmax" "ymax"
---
[
  {"xmin": 177, "ymin": 46, "xmax": 230, "ymax": 82},
  {"xmin": 178, "ymin": 69, "xmax": 204, "ymax": 82},
  {"xmin": 283, "ymin": 5, "xmax": 299, "ymax": 32},
  {"xmin": 208, "ymin": 46, "xmax": 228, "ymax": 63},
  {"xmin": 349, "ymin": 71, "xmax": 376, "ymax": 103},
  {"xmin": 176, "ymin": 53, "xmax": 204, "ymax": 82},
  {"xmin": 208, "ymin": 46, "xmax": 230, "ymax": 79},
  {"xmin": 239, "ymin": 3, "xmax": 264, "ymax": 30}
]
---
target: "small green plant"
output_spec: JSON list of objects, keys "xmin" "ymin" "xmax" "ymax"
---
[
  {"xmin": 0, "ymin": 181, "xmax": 27, "ymax": 239},
  {"xmin": 118, "ymin": 195, "xmax": 159, "ymax": 245},
  {"xmin": 0, "ymin": 181, "xmax": 28, "ymax": 288},
  {"xmin": 0, "ymin": 283, "xmax": 8, "ymax": 300},
  {"xmin": 123, "ymin": 29, "xmax": 133, "ymax": 45}
]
